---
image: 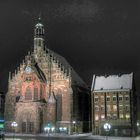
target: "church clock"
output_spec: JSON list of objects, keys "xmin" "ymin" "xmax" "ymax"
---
[{"xmin": 25, "ymin": 66, "xmax": 32, "ymax": 73}]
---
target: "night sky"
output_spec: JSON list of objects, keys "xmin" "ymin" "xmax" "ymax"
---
[{"xmin": 0, "ymin": 0, "xmax": 140, "ymax": 93}]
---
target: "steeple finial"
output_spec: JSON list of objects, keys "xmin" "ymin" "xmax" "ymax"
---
[{"xmin": 38, "ymin": 13, "xmax": 42, "ymax": 22}]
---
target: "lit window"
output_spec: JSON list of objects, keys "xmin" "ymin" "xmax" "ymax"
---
[
  {"xmin": 107, "ymin": 105, "xmax": 111, "ymax": 111},
  {"xmin": 125, "ymin": 105, "xmax": 130, "ymax": 112},
  {"xmin": 95, "ymin": 115, "xmax": 99, "ymax": 121},
  {"xmin": 119, "ymin": 105, "xmax": 123, "ymax": 111},
  {"xmin": 106, "ymin": 96, "xmax": 110, "ymax": 101},
  {"xmin": 126, "ymin": 114, "xmax": 130, "ymax": 119},
  {"xmin": 120, "ymin": 114, "xmax": 123, "ymax": 119},
  {"xmin": 113, "ymin": 105, "xmax": 117, "ymax": 111},
  {"xmin": 100, "ymin": 96, "xmax": 104, "ymax": 101},
  {"xmin": 112, "ymin": 114, "xmax": 117, "ymax": 119},
  {"xmin": 101, "ymin": 115, "xmax": 105, "ymax": 119}
]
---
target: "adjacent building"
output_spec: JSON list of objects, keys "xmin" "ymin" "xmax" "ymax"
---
[
  {"xmin": 4, "ymin": 18, "xmax": 90, "ymax": 134},
  {"xmin": 0, "ymin": 92, "xmax": 5, "ymax": 120},
  {"xmin": 0, "ymin": 92, "xmax": 5, "ymax": 130},
  {"xmin": 91, "ymin": 73, "xmax": 137, "ymax": 136}
]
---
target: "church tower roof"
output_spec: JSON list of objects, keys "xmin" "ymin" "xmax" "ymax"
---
[
  {"xmin": 34, "ymin": 17, "xmax": 45, "ymax": 37},
  {"xmin": 35, "ymin": 17, "xmax": 44, "ymax": 27},
  {"xmin": 34, "ymin": 17, "xmax": 45, "ymax": 50}
]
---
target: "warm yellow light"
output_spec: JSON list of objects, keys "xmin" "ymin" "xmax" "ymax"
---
[
  {"xmin": 101, "ymin": 115, "xmax": 105, "ymax": 119},
  {"xmin": 113, "ymin": 105, "xmax": 117, "ymax": 111},
  {"xmin": 126, "ymin": 114, "xmax": 130, "ymax": 119},
  {"xmin": 120, "ymin": 114, "xmax": 123, "ymax": 118},
  {"xmin": 95, "ymin": 115, "xmax": 99, "ymax": 120}
]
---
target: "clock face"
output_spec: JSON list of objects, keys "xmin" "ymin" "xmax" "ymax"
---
[{"xmin": 25, "ymin": 66, "xmax": 32, "ymax": 73}]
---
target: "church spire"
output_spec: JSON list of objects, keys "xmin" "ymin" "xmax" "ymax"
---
[{"xmin": 34, "ymin": 16, "xmax": 45, "ymax": 50}]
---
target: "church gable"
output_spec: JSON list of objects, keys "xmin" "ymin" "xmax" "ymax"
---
[{"xmin": 20, "ymin": 63, "xmax": 46, "ymax": 102}]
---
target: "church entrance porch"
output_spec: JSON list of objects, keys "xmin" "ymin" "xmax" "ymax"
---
[{"xmin": 15, "ymin": 102, "xmax": 44, "ymax": 134}]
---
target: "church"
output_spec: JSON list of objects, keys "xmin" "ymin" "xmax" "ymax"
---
[{"xmin": 4, "ymin": 18, "xmax": 90, "ymax": 134}]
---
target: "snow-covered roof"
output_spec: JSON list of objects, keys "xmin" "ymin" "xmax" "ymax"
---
[
  {"xmin": 35, "ymin": 23, "xmax": 44, "ymax": 27},
  {"xmin": 91, "ymin": 73, "xmax": 133, "ymax": 92}
]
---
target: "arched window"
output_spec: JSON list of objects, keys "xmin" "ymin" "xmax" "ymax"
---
[
  {"xmin": 40, "ymin": 86, "xmax": 42, "ymax": 98},
  {"xmin": 25, "ymin": 87, "xmax": 32, "ymax": 100},
  {"xmin": 56, "ymin": 94, "xmax": 62, "ymax": 121},
  {"xmin": 34, "ymin": 87, "xmax": 38, "ymax": 100},
  {"xmin": 39, "ymin": 40, "xmax": 41, "ymax": 46}
]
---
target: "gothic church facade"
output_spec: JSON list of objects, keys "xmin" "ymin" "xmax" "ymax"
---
[{"xmin": 4, "ymin": 19, "xmax": 90, "ymax": 134}]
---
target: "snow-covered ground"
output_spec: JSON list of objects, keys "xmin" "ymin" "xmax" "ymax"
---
[
  {"xmin": 5, "ymin": 133, "xmax": 140, "ymax": 140},
  {"xmin": 87, "ymin": 135, "xmax": 140, "ymax": 140}
]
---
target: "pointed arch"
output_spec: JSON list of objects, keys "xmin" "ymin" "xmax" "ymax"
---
[
  {"xmin": 17, "ymin": 110, "xmax": 36, "ymax": 133},
  {"xmin": 25, "ymin": 87, "xmax": 32, "ymax": 100},
  {"xmin": 34, "ymin": 86, "xmax": 38, "ymax": 100}
]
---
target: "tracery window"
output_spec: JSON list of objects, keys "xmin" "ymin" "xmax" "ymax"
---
[
  {"xmin": 25, "ymin": 87, "xmax": 32, "ymax": 100},
  {"xmin": 22, "ymin": 122, "xmax": 26, "ymax": 133},
  {"xmin": 28, "ymin": 122, "xmax": 34, "ymax": 133},
  {"xmin": 34, "ymin": 87, "xmax": 38, "ymax": 100}
]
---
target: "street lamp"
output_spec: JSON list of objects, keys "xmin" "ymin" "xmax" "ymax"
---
[
  {"xmin": 44, "ymin": 127, "xmax": 47, "ymax": 134},
  {"xmin": 72, "ymin": 121, "xmax": 76, "ymax": 134},
  {"xmin": 51, "ymin": 127, "xmax": 55, "ymax": 132},
  {"xmin": 137, "ymin": 122, "xmax": 140, "ymax": 135},
  {"xmin": 46, "ymin": 127, "xmax": 50, "ymax": 136},
  {"xmin": 59, "ymin": 127, "xmax": 62, "ymax": 133},
  {"xmin": 11, "ymin": 121, "xmax": 18, "ymax": 139},
  {"xmin": 104, "ymin": 123, "xmax": 111, "ymax": 140},
  {"xmin": 73, "ymin": 121, "xmax": 76, "ymax": 123}
]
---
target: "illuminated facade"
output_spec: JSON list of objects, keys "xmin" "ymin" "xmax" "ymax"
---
[
  {"xmin": 91, "ymin": 73, "xmax": 137, "ymax": 136},
  {"xmin": 4, "ymin": 19, "xmax": 90, "ymax": 134}
]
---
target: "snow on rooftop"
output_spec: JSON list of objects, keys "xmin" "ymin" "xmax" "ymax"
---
[
  {"xmin": 35, "ymin": 23, "xmax": 43, "ymax": 27},
  {"xmin": 91, "ymin": 73, "xmax": 133, "ymax": 91}
]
